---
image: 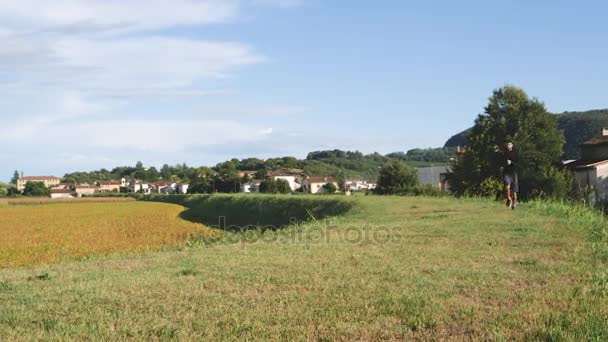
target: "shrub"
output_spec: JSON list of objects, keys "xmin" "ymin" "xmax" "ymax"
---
[
  {"xmin": 259, "ymin": 179, "xmax": 291, "ymax": 194},
  {"xmin": 22, "ymin": 182, "xmax": 49, "ymax": 197},
  {"xmin": 375, "ymin": 160, "xmax": 418, "ymax": 195},
  {"xmin": 479, "ymin": 177, "xmax": 503, "ymax": 199},
  {"xmin": 321, "ymin": 182, "xmax": 337, "ymax": 194}
]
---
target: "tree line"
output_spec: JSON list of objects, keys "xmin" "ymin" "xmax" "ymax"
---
[{"xmin": 4, "ymin": 84, "xmax": 576, "ymax": 202}]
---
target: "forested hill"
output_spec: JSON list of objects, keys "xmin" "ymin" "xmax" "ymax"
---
[{"xmin": 444, "ymin": 109, "xmax": 608, "ymax": 159}]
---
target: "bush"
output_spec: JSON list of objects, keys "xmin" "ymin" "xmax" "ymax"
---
[
  {"xmin": 321, "ymin": 182, "xmax": 337, "ymax": 194},
  {"xmin": 259, "ymin": 179, "xmax": 291, "ymax": 194},
  {"xmin": 22, "ymin": 182, "xmax": 49, "ymax": 197},
  {"xmin": 479, "ymin": 177, "xmax": 503, "ymax": 199},
  {"xmin": 536, "ymin": 166, "xmax": 575, "ymax": 200},
  {"xmin": 0, "ymin": 183, "xmax": 8, "ymax": 197},
  {"xmin": 375, "ymin": 160, "xmax": 418, "ymax": 195}
]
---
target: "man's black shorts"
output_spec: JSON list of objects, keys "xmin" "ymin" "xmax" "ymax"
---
[{"xmin": 503, "ymin": 173, "xmax": 519, "ymax": 193}]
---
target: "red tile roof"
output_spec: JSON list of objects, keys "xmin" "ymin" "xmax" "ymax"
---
[
  {"xmin": 306, "ymin": 176, "xmax": 337, "ymax": 184},
  {"xmin": 581, "ymin": 136, "xmax": 608, "ymax": 146},
  {"xmin": 75, "ymin": 185, "xmax": 99, "ymax": 189},
  {"xmin": 19, "ymin": 176, "xmax": 61, "ymax": 181},
  {"xmin": 566, "ymin": 159, "xmax": 608, "ymax": 169},
  {"xmin": 97, "ymin": 181, "xmax": 121, "ymax": 186},
  {"xmin": 50, "ymin": 188, "xmax": 73, "ymax": 194}
]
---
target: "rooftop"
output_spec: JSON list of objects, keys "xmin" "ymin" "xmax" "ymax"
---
[
  {"xmin": 19, "ymin": 176, "xmax": 61, "ymax": 181},
  {"xmin": 50, "ymin": 188, "xmax": 73, "ymax": 194},
  {"xmin": 306, "ymin": 176, "xmax": 337, "ymax": 183},
  {"xmin": 581, "ymin": 136, "xmax": 608, "ymax": 146},
  {"xmin": 565, "ymin": 159, "xmax": 608, "ymax": 169}
]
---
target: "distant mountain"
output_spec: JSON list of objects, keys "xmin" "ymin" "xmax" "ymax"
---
[{"xmin": 444, "ymin": 109, "xmax": 608, "ymax": 160}]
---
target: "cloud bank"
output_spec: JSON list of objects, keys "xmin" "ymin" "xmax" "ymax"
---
[{"xmin": 0, "ymin": 0, "xmax": 307, "ymax": 177}]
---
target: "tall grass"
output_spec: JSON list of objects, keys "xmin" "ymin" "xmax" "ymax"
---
[
  {"xmin": 143, "ymin": 194, "xmax": 356, "ymax": 230},
  {"xmin": 527, "ymin": 200, "xmax": 608, "ymax": 262}
]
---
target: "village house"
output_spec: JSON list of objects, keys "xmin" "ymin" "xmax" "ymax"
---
[
  {"xmin": 268, "ymin": 173, "xmax": 300, "ymax": 191},
  {"xmin": 74, "ymin": 184, "xmax": 98, "ymax": 197},
  {"xmin": 301, "ymin": 176, "xmax": 339, "ymax": 194},
  {"xmin": 567, "ymin": 128, "xmax": 608, "ymax": 205},
  {"xmin": 241, "ymin": 180, "xmax": 262, "ymax": 193},
  {"xmin": 49, "ymin": 183, "xmax": 100, "ymax": 198},
  {"xmin": 151, "ymin": 182, "xmax": 190, "ymax": 194},
  {"xmin": 127, "ymin": 179, "xmax": 153, "ymax": 194},
  {"xmin": 344, "ymin": 180, "xmax": 377, "ymax": 192},
  {"xmin": 50, "ymin": 184, "xmax": 76, "ymax": 199},
  {"xmin": 17, "ymin": 176, "xmax": 61, "ymax": 192},
  {"xmin": 49, "ymin": 188, "xmax": 74, "ymax": 199},
  {"xmin": 416, "ymin": 166, "xmax": 451, "ymax": 192},
  {"xmin": 95, "ymin": 181, "xmax": 121, "ymax": 193}
]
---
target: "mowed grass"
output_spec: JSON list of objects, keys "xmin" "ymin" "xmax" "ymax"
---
[
  {"xmin": 0, "ymin": 196, "xmax": 607, "ymax": 340},
  {"xmin": 0, "ymin": 202, "xmax": 220, "ymax": 268}
]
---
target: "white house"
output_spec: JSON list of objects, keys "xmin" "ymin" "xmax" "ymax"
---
[
  {"xmin": 95, "ymin": 181, "xmax": 121, "ymax": 193},
  {"xmin": 301, "ymin": 176, "xmax": 339, "ymax": 194},
  {"xmin": 50, "ymin": 185, "xmax": 76, "ymax": 199},
  {"xmin": 177, "ymin": 183, "xmax": 189, "ymax": 194},
  {"xmin": 567, "ymin": 128, "xmax": 608, "ymax": 205},
  {"xmin": 74, "ymin": 184, "xmax": 98, "ymax": 197},
  {"xmin": 128, "ymin": 179, "xmax": 153, "ymax": 194},
  {"xmin": 241, "ymin": 180, "xmax": 262, "ymax": 193},
  {"xmin": 344, "ymin": 180, "xmax": 376, "ymax": 192},
  {"xmin": 268, "ymin": 173, "xmax": 299, "ymax": 191}
]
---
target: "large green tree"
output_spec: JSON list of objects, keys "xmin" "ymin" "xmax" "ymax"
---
[
  {"xmin": 10, "ymin": 171, "xmax": 20, "ymax": 185},
  {"xmin": 259, "ymin": 179, "xmax": 291, "ymax": 194},
  {"xmin": 374, "ymin": 160, "xmax": 418, "ymax": 195},
  {"xmin": 450, "ymin": 85, "xmax": 565, "ymax": 199},
  {"xmin": 22, "ymin": 181, "xmax": 49, "ymax": 197}
]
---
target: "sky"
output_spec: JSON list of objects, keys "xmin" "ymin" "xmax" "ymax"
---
[{"xmin": 2, "ymin": 0, "xmax": 608, "ymax": 180}]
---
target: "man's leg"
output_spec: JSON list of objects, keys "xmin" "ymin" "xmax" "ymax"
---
[{"xmin": 505, "ymin": 184, "xmax": 512, "ymax": 208}]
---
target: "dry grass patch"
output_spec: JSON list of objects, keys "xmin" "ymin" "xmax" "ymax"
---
[{"xmin": 0, "ymin": 202, "xmax": 220, "ymax": 268}]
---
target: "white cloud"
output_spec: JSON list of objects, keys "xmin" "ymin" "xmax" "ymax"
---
[
  {"xmin": 0, "ymin": 118, "xmax": 273, "ymax": 152},
  {"xmin": 52, "ymin": 36, "xmax": 264, "ymax": 89},
  {"xmin": 251, "ymin": 0, "xmax": 304, "ymax": 8},
  {"xmin": 0, "ymin": 0, "xmax": 240, "ymax": 33},
  {"xmin": 0, "ymin": 0, "xmax": 305, "ymax": 177}
]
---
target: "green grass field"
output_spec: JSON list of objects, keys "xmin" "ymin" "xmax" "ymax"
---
[{"xmin": 0, "ymin": 196, "xmax": 607, "ymax": 340}]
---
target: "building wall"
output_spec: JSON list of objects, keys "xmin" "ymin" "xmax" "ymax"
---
[
  {"xmin": 307, "ymin": 182, "xmax": 338, "ymax": 194},
  {"xmin": 75, "ymin": 188, "xmax": 97, "ymax": 197},
  {"xmin": 574, "ymin": 166, "xmax": 606, "ymax": 205},
  {"xmin": 272, "ymin": 176, "xmax": 298, "ymax": 191},
  {"xmin": 51, "ymin": 193, "xmax": 74, "ymax": 199},
  {"xmin": 99, "ymin": 184, "xmax": 121, "ymax": 192},
  {"xmin": 17, "ymin": 178, "xmax": 61, "ymax": 191},
  {"xmin": 596, "ymin": 164, "xmax": 608, "ymax": 203},
  {"xmin": 178, "ymin": 184, "xmax": 189, "ymax": 194}
]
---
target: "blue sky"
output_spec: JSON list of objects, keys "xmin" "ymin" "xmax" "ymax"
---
[{"xmin": 1, "ymin": 0, "xmax": 608, "ymax": 180}]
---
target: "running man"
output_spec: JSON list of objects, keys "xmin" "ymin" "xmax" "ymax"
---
[{"xmin": 500, "ymin": 142, "xmax": 518, "ymax": 209}]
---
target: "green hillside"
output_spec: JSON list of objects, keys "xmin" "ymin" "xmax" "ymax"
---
[{"xmin": 444, "ymin": 109, "xmax": 608, "ymax": 160}]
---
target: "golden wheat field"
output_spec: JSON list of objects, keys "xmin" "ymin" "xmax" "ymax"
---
[{"xmin": 0, "ymin": 202, "xmax": 220, "ymax": 268}]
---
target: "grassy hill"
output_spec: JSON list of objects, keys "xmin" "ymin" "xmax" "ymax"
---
[
  {"xmin": 444, "ymin": 109, "xmax": 608, "ymax": 160},
  {"xmin": 1, "ymin": 196, "xmax": 607, "ymax": 339}
]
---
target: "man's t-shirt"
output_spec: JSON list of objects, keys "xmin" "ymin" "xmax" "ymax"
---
[{"xmin": 502, "ymin": 149, "xmax": 517, "ymax": 175}]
